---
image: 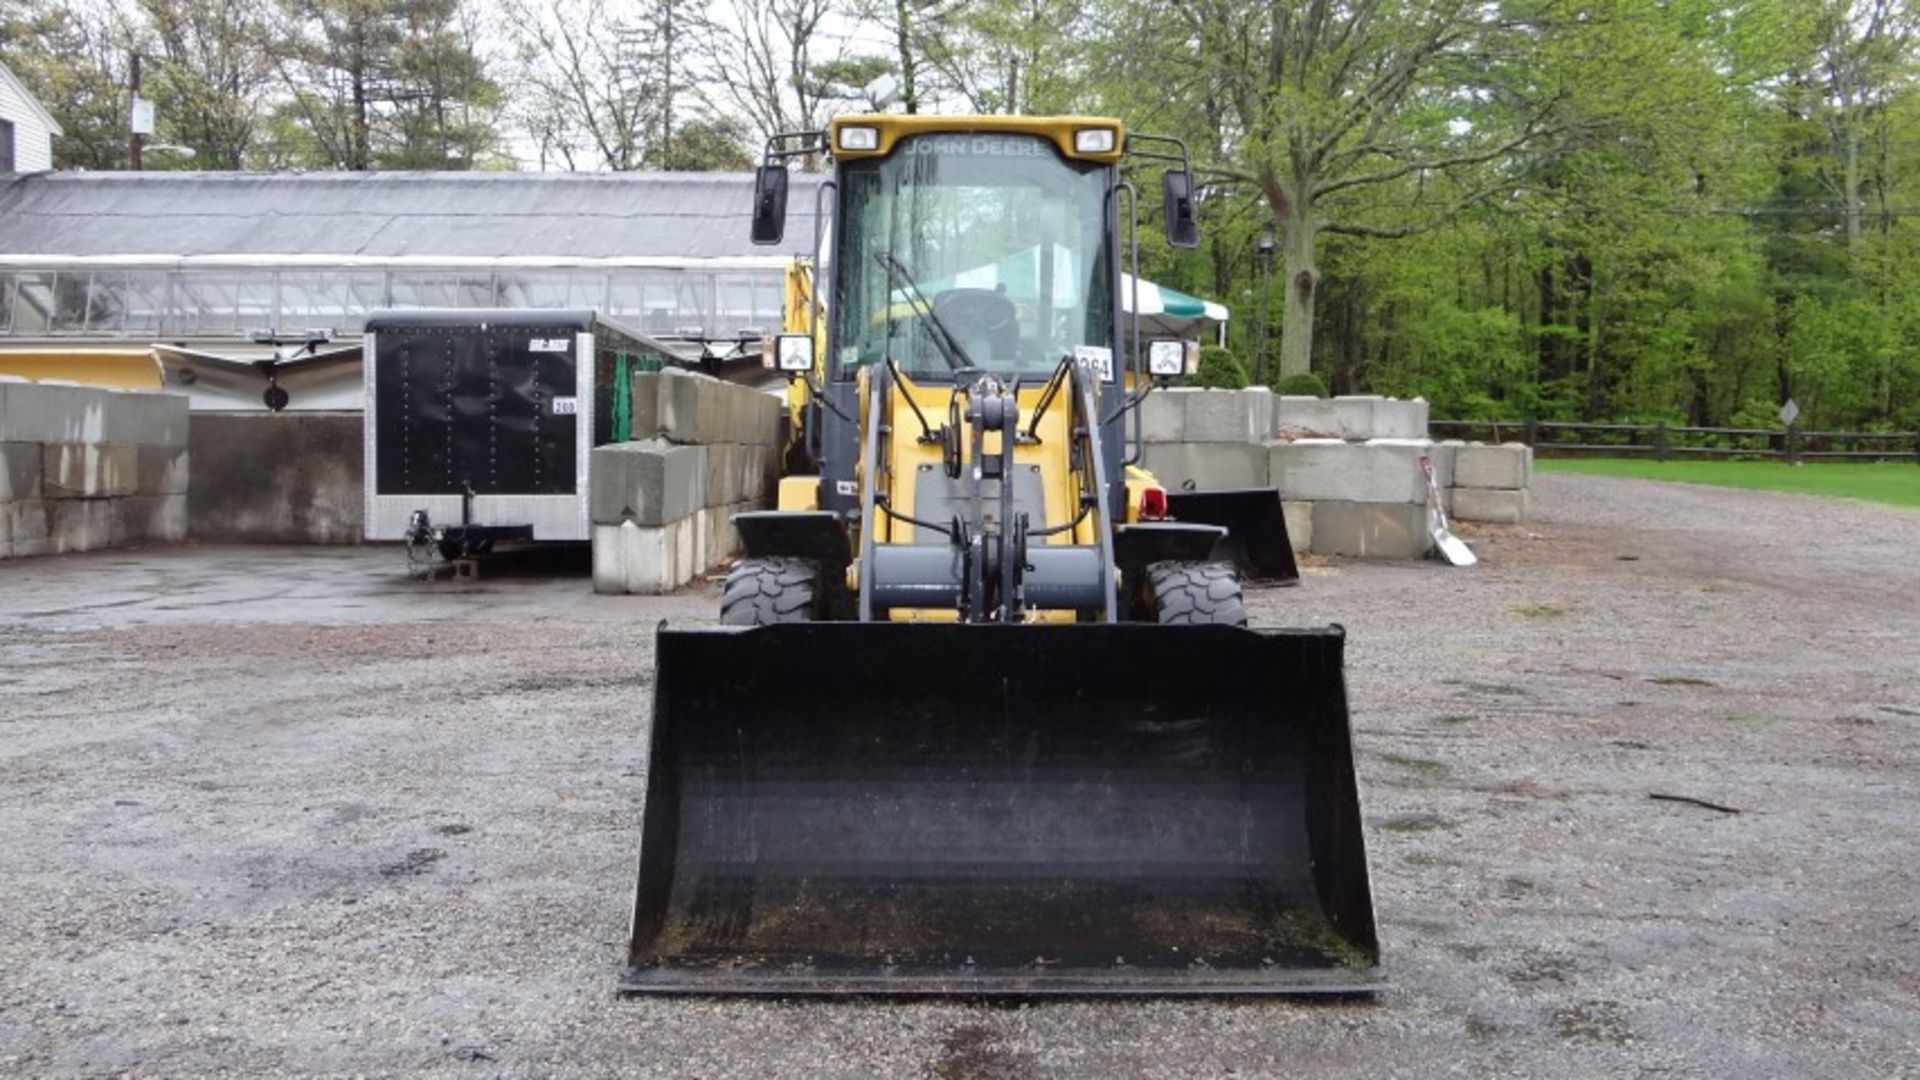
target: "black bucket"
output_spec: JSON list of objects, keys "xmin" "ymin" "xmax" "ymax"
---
[
  {"xmin": 623, "ymin": 622, "xmax": 1377, "ymax": 994},
  {"xmin": 1165, "ymin": 489, "xmax": 1301, "ymax": 584}
]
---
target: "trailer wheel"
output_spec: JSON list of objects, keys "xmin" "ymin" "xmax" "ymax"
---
[
  {"xmin": 1146, "ymin": 561, "xmax": 1248, "ymax": 627},
  {"xmin": 721, "ymin": 557, "xmax": 822, "ymax": 625}
]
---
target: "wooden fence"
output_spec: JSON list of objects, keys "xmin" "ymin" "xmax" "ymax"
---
[{"xmin": 1429, "ymin": 419, "xmax": 1920, "ymax": 464}]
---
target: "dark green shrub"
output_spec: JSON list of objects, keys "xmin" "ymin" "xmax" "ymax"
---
[
  {"xmin": 1274, "ymin": 371, "xmax": 1329, "ymax": 398},
  {"xmin": 1191, "ymin": 345, "xmax": 1250, "ymax": 389}
]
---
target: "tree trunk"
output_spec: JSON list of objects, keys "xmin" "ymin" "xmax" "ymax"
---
[
  {"xmin": 1277, "ymin": 198, "xmax": 1317, "ymax": 381},
  {"xmin": 1841, "ymin": 126, "xmax": 1861, "ymax": 246},
  {"xmin": 895, "ymin": 0, "xmax": 917, "ymax": 113}
]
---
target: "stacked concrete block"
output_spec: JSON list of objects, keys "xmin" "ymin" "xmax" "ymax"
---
[
  {"xmin": 1275, "ymin": 395, "xmax": 1429, "ymax": 441},
  {"xmin": 1310, "ymin": 501, "xmax": 1430, "ymax": 559},
  {"xmin": 630, "ymin": 368, "xmax": 784, "ymax": 447},
  {"xmin": 1138, "ymin": 387, "xmax": 1310, "ymax": 554},
  {"xmin": 1139, "ymin": 389, "xmax": 1275, "ymax": 491},
  {"xmin": 0, "ymin": 383, "xmax": 189, "ymax": 559},
  {"xmin": 1448, "ymin": 442, "xmax": 1532, "ymax": 524},
  {"xmin": 592, "ymin": 372, "xmax": 785, "ymax": 594}
]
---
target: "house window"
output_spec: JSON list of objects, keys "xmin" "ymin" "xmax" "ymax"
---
[{"xmin": 0, "ymin": 119, "xmax": 16, "ymax": 173}]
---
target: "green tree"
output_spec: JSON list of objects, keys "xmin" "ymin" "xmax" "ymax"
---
[
  {"xmin": 133, "ymin": 0, "xmax": 280, "ymax": 169},
  {"xmin": 1, "ymin": 0, "xmax": 129, "ymax": 169},
  {"xmin": 274, "ymin": 0, "xmax": 499, "ymax": 169}
]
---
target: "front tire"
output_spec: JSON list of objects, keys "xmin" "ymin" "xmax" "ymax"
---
[
  {"xmin": 1146, "ymin": 561, "xmax": 1248, "ymax": 627},
  {"xmin": 720, "ymin": 557, "xmax": 821, "ymax": 625}
]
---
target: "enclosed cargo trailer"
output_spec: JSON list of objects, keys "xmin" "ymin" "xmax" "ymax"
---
[{"xmin": 362, "ymin": 308, "xmax": 686, "ymax": 549}]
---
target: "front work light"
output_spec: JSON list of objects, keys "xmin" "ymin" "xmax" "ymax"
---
[
  {"xmin": 768, "ymin": 333, "xmax": 816, "ymax": 374},
  {"xmin": 1074, "ymin": 128, "xmax": 1116, "ymax": 155},
  {"xmin": 1148, "ymin": 339, "xmax": 1200, "ymax": 376},
  {"xmin": 839, "ymin": 126, "xmax": 880, "ymax": 151}
]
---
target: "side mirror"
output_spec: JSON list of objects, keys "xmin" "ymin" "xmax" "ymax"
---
[
  {"xmin": 1162, "ymin": 169, "xmax": 1199, "ymax": 249},
  {"xmin": 765, "ymin": 332, "xmax": 815, "ymax": 375},
  {"xmin": 751, "ymin": 165, "xmax": 789, "ymax": 245}
]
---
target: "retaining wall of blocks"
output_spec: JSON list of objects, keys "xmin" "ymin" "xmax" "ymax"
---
[
  {"xmin": 1138, "ymin": 388, "xmax": 1533, "ymax": 559},
  {"xmin": 0, "ymin": 382, "xmax": 189, "ymax": 559},
  {"xmin": 591, "ymin": 369, "xmax": 784, "ymax": 594}
]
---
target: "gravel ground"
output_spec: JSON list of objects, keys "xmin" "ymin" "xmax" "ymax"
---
[{"xmin": 1, "ymin": 474, "xmax": 1917, "ymax": 1078}]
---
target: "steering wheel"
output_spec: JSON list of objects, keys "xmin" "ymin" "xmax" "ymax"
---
[{"xmin": 931, "ymin": 288, "xmax": 1021, "ymax": 364}]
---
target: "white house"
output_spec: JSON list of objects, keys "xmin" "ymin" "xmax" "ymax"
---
[{"xmin": 0, "ymin": 62, "xmax": 61, "ymax": 173}]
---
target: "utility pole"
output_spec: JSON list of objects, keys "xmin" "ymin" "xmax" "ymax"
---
[
  {"xmin": 1253, "ymin": 233, "xmax": 1277, "ymax": 384},
  {"xmin": 128, "ymin": 53, "xmax": 143, "ymax": 171}
]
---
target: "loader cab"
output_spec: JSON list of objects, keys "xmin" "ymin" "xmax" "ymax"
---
[{"xmin": 828, "ymin": 130, "xmax": 1115, "ymax": 383}]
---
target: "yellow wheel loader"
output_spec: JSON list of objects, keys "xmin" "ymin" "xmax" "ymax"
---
[{"xmin": 624, "ymin": 115, "xmax": 1377, "ymax": 995}]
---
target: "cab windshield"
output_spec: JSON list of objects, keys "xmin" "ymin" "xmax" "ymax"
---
[{"xmin": 832, "ymin": 133, "xmax": 1113, "ymax": 380}]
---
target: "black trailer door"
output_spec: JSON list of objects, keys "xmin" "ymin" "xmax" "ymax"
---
[{"xmin": 374, "ymin": 322, "xmax": 581, "ymax": 496}]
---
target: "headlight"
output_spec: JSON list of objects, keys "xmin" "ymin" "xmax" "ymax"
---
[
  {"xmin": 1074, "ymin": 128, "xmax": 1116, "ymax": 154},
  {"xmin": 1147, "ymin": 339, "xmax": 1186, "ymax": 376},
  {"xmin": 838, "ymin": 126, "xmax": 879, "ymax": 151},
  {"xmin": 774, "ymin": 333, "xmax": 816, "ymax": 373}
]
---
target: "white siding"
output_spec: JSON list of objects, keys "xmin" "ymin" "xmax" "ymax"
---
[{"xmin": 0, "ymin": 65, "xmax": 57, "ymax": 173}]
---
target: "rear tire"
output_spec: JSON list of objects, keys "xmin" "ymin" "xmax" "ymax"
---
[
  {"xmin": 720, "ymin": 557, "xmax": 821, "ymax": 625},
  {"xmin": 1146, "ymin": 561, "xmax": 1248, "ymax": 627}
]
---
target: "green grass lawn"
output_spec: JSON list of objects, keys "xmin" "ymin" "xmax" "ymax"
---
[{"xmin": 1537, "ymin": 457, "xmax": 1920, "ymax": 510}]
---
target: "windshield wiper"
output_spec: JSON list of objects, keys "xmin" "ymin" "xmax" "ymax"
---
[{"xmin": 873, "ymin": 251, "xmax": 971, "ymax": 372}]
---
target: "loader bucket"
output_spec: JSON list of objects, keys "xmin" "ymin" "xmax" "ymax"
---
[
  {"xmin": 1166, "ymin": 489, "xmax": 1301, "ymax": 584},
  {"xmin": 622, "ymin": 622, "xmax": 1379, "ymax": 995}
]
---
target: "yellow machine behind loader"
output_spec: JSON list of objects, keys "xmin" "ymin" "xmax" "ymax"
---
[{"xmin": 624, "ymin": 115, "xmax": 1378, "ymax": 994}]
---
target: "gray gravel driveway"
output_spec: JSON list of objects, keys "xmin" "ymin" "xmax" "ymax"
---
[{"xmin": 1, "ymin": 474, "xmax": 1916, "ymax": 1077}]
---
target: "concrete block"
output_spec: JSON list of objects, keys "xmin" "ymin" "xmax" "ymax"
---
[
  {"xmin": 6, "ymin": 499, "xmax": 50, "ymax": 548},
  {"xmin": 1267, "ymin": 439, "xmax": 1356, "ymax": 502},
  {"xmin": 699, "ymin": 501, "xmax": 756, "ymax": 570},
  {"xmin": 1282, "ymin": 499, "xmax": 1312, "ymax": 554},
  {"xmin": 1139, "ymin": 389, "xmax": 1184, "ymax": 443},
  {"xmin": 42, "ymin": 443, "xmax": 138, "ymax": 498},
  {"xmin": 1330, "ymin": 397, "xmax": 1383, "ymax": 441},
  {"xmin": 104, "ymin": 390, "xmax": 189, "ymax": 447},
  {"xmin": 0, "ymin": 383, "xmax": 108, "ymax": 444},
  {"xmin": 1454, "ymin": 442, "xmax": 1532, "ymax": 490},
  {"xmin": 1274, "ymin": 396, "xmax": 1341, "ymax": 439},
  {"xmin": 743, "ymin": 445, "xmax": 777, "ymax": 501},
  {"xmin": 188, "ymin": 412, "xmax": 363, "ymax": 545},
  {"xmin": 1311, "ymin": 500, "xmax": 1431, "ymax": 559},
  {"xmin": 591, "ymin": 499, "xmax": 754, "ymax": 595},
  {"xmin": 630, "ymin": 371, "xmax": 662, "ymax": 439},
  {"xmin": 705, "ymin": 381, "xmax": 780, "ymax": 447},
  {"xmin": 115, "ymin": 494, "xmax": 189, "ymax": 545},
  {"xmin": 2, "ymin": 442, "xmax": 41, "ymax": 500},
  {"xmin": 1429, "ymin": 440, "xmax": 1462, "ymax": 489},
  {"xmin": 1141, "ymin": 441, "xmax": 1269, "ymax": 491},
  {"xmin": 136, "ymin": 444, "xmax": 190, "ymax": 495},
  {"xmin": 631, "ymin": 371, "xmax": 783, "ymax": 448},
  {"xmin": 590, "ymin": 440, "xmax": 705, "ymax": 526},
  {"xmin": 1452, "ymin": 486, "xmax": 1531, "ymax": 524},
  {"xmin": 1371, "ymin": 397, "xmax": 1430, "ymax": 440},
  {"xmin": 1183, "ymin": 388, "xmax": 1273, "ymax": 443},
  {"xmin": 1361, "ymin": 438, "xmax": 1434, "ymax": 505},
  {"xmin": 1269, "ymin": 437, "xmax": 1432, "ymax": 504},
  {"xmin": 1274, "ymin": 394, "xmax": 1426, "ymax": 441},
  {"xmin": 695, "ymin": 375, "xmax": 726, "ymax": 443},
  {"xmin": 655, "ymin": 368, "xmax": 704, "ymax": 443},
  {"xmin": 48, "ymin": 498, "xmax": 116, "ymax": 554},
  {"xmin": 593, "ymin": 518, "xmax": 692, "ymax": 595},
  {"xmin": 702, "ymin": 443, "xmax": 745, "ymax": 508}
]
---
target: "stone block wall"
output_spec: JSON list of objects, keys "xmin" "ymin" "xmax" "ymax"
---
[
  {"xmin": 189, "ymin": 412, "xmax": 364, "ymax": 544},
  {"xmin": 1137, "ymin": 388, "xmax": 1534, "ymax": 560},
  {"xmin": 0, "ymin": 382, "xmax": 189, "ymax": 559},
  {"xmin": 592, "ymin": 370, "xmax": 783, "ymax": 594},
  {"xmin": 1440, "ymin": 440, "xmax": 1533, "ymax": 525}
]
